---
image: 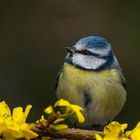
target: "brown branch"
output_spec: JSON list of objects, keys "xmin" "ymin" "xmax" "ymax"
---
[{"xmin": 32, "ymin": 127, "xmax": 104, "ymax": 140}]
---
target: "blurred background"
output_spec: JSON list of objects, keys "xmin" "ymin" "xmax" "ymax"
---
[{"xmin": 0, "ymin": 0, "xmax": 140, "ymax": 128}]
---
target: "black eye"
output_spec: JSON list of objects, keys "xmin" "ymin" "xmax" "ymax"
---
[{"xmin": 82, "ymin": 50, "xmax": 91, "ymax": 55}]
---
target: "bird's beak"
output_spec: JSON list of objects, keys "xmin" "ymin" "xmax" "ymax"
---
[{"xmin": 65, "ymin": 47, "xmax": 76, "ymax": 54}]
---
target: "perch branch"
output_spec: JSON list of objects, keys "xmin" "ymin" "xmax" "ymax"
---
[{"xmin": 32, "ymin": 127, "xmax": 104, "ymax": 140}]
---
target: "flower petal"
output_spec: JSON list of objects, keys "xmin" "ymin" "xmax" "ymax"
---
[
  {"xmin": 54, "ymin": 99, "xmax": 71, "ymax": 107},
  {"xmin": 4, "ymin": 127, "xmax": 22, "ymax": 139},
  {"xmin": 24, "ymin": 105, "xmax": 32, "ymax": 121},
  {"xmin": 0, "ymin": 120, "xmax": 8, "ymax": 132},
  {"xmin": 95, "ymin": 134, "xmax": 103, "ymax": 140},
  {"xmin": 71, "ymin": 104, "xmax": 84, "ymax": 111},
  {"xmin": 75, "ymin": 110, "xmax": 85, "ymax": 123},
  {"xmin": 49, "ymin": 124, "xmax": 68, "ymax": 131},
  {"xmin": 0, "ymin": 101, "xmax": 11, "ymax": 118},
  {"xmin": 126, "ymin": 122, "xmax": 140, "ymax": 140},
  {"xmin": 22, "ymin": 129, "xmax": 38, "ymax": 139},
  {"xmin": 44, "ymin": 105, "xmax": 54, "ymax": 114},
  {"xmin": 53, "ymin": 118, "xmax": 65, "ymax": 124},
  {"xmin": 12, "ymin": 107, "xmax": 24, "ymax": 123}
]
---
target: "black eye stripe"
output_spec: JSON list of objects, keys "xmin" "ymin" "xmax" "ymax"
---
[
  {"xmin": 75, "ymin": 50, "xmax": 91, "ymax": 55},
  {"xmin": 75, "ymin": 49, "xmax": 112, "ymax": 59}
]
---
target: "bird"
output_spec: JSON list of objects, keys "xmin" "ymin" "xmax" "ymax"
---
[{"xmin": 55, "ymin": 36, "xmax": 127, "ymax": 129}]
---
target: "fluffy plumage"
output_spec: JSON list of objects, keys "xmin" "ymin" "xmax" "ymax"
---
[{"xmin": 56, "ymin": 36, "xmax": 127, "ymax": 129}]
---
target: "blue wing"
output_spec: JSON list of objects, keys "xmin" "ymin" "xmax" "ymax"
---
[
  {"xmin": 112, "ymin": 56, "xmax": 127, "ymax": 89},
  {"xmin": 55, "ymin": 67, "xmax": 63, "ymax": 90},
  {"xmin": 117, "ymin": 69, "xmax": 127, "ymax": 89}
]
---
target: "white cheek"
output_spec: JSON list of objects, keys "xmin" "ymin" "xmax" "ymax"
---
[{"xmin": 72, "ymin": 54, "xmax": 106, "ymax": 70}]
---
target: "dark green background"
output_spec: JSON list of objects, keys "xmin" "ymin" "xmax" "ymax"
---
[{"xmin": 0, "ymin": 1, "xmax": 140, "ymax": 128}]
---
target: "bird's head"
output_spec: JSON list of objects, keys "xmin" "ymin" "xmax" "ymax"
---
[{"xmin": 65, "ymin": 36, "xmax": 114, "ymax": 71}]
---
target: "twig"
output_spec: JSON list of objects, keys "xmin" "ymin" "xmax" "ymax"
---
[{"xmin": 32, "ymin": 127, "xmax": 104, "ymax": 140}]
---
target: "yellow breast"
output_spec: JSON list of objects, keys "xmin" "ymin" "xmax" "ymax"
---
[{"xmin": 56, "ymin": 62, "xmax": 126, "ymax": 126}]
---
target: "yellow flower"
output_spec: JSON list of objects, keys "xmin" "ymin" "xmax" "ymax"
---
[
  {"xmin": 103, "ymin": 121, "xmax": 128, "ymax": 140},
  {"xmin": 126, "ymin": 122, "xmax": 140, "ymax": 140},
  {"xmin": 54, "ymin": 99, "xmax": 85, "ymax": 123},
  {"xmin": 104, "ymin": 121, "xmax": 127, "ymax": 136},
  {"xmin": 95, "ymin": 133, "xmax": 130, "ymax": 140},
  {"xmin": 44, "ymin": 105, "xmax": 54, "ymax": 114},
  {"xmin": 95, "ymin": 122, "xmax": 129, "ymax": 140},
  {"xmin": 0, "ymin": 101, "xmax": 38, "ymax": 140}
]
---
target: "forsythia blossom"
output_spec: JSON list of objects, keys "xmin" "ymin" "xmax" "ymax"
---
[
  {"xmin": 126, "ymin": 122, "xmax": 140, "ymax": 140},
  {"xmin": 95, "ymin": 121, "xmax": 140, "ymax": 140},
  {"xmin": 1, "ymin": 99, "xmax": 140, "ymax": 140},
  {"xmin": 54, "ymin": 99, "xmax": 85, "ymax": 123},
  {"xmin": 43, "ymin": 99, "xmax": 85, "ymax": 131},
  {"xmin": 0, "ymin": 101, "xmax": 38, "ymax": 140}
]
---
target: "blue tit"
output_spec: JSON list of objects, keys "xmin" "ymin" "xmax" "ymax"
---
[{"xmin": 55, "ymin": 36, "xmax": 127, "ymax": 129}]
